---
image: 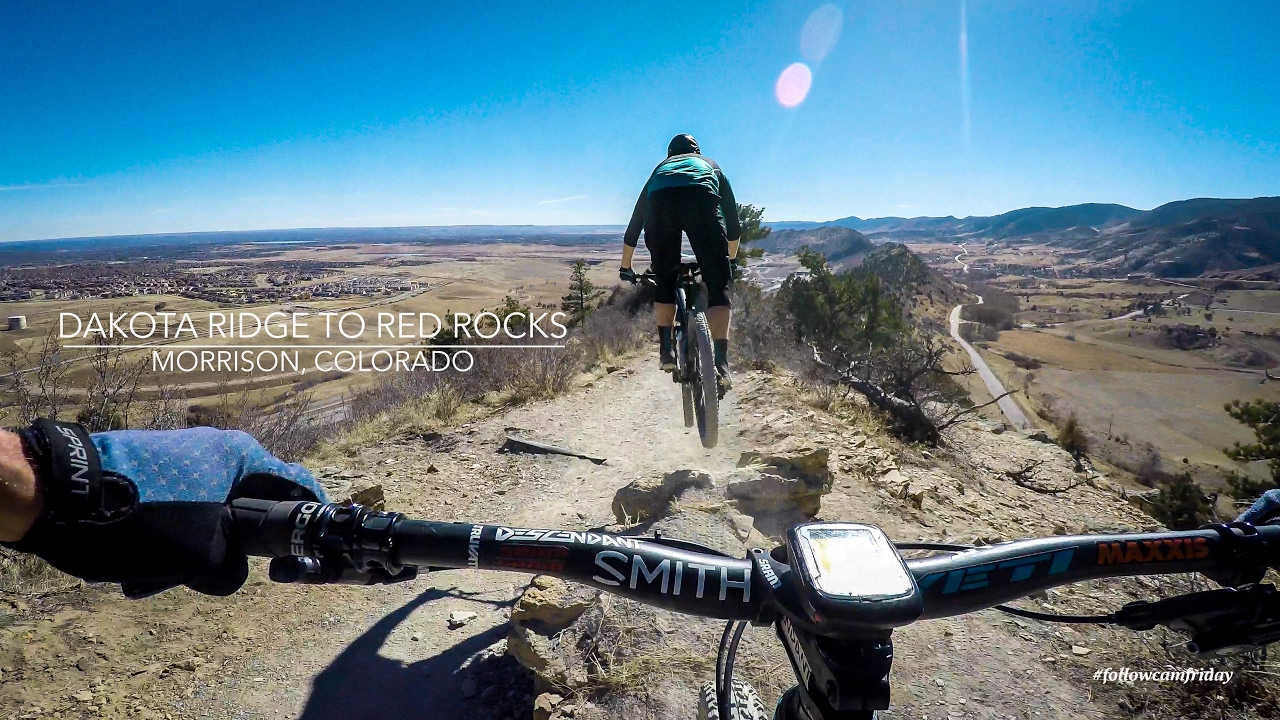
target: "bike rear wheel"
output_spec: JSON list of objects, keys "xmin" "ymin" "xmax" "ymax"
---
[
  {"xmin": 689, "ymin": 310, "xmax": 719, "ymax": 448},
  {"xmin": 682, "ymin": 382, "xmax": 696, "ymax": 428},
  {"xmin": 697, "ymin": 679, "xmax": 769, "ymax": 720}
]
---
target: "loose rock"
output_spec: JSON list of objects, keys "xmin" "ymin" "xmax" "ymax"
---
[
  {"xmin": 448, "ymin": 611, "xmax": 478, "ymax": 629},
  {"xmin": 611, "ymin": 469, "xmax": 714, "ymax": 523}
]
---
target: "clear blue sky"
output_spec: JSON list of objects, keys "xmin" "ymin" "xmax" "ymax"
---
[{"xmin": 2, "ymin": 1, "xmax": 1277, "ymax": 241}]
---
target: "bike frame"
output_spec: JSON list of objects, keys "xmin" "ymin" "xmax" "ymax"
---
[
  {"xmin": 670, "ymin": 262, "xmax": 703, "ymax": 386},
  {"xmin": 230, "ymin": 499, "xmax": 1280, "ymax": 720}
]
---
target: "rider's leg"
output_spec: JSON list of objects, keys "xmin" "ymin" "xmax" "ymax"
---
[
  {"xmin": 677, "ymin": 188, "xmax": 734, "ymax": 379},
  {"xmin": 707, "ymin": 306, "xmax": 731, "ymax": 370},
  {"xmin": 644, "ymin": 192, "xmax": 683, "ymax": 372}
]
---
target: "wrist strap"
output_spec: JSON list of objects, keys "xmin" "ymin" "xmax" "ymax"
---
[{"xmin": 19, "ymin": 419, "xmax": 133, "ymax": 524}]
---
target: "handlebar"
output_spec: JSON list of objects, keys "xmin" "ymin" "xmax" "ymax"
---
[{"xmin": 230, "ymin": 499, "xmax": 1280, "ymax": 656}]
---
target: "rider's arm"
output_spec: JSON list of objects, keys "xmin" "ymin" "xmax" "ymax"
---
[
  {"xmin": 0, "ymin": 429, "xmax": 42, "ymax": 542},
  {"xmin": 717, "ymin": 170, "xmax": 742, "ymax": 245},
  {"xmin": 3, "ymin": 420, "xmax": 326, "ymax": 597},
  {"xmin": 621, "ymin": 187, "xmax": 648, "ymax": 268}
]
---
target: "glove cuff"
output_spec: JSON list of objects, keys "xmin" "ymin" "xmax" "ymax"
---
[{"xmin": 19, "ymin": 419, "xmax": 136, "ymax": 524}]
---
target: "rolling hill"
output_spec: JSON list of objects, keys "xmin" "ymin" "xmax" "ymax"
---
[
  {"xmin": 754, "ymin": 225, "xmax": 873, "ymax": 262},
  {"xmin": 769, "ymin": 197, "xmax": 1280, "ymax": 276}
]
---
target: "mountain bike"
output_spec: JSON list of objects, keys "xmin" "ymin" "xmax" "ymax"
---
[
  {"xmin": 627, "ymin": 262, "xmax": 719, "ymax": 448},
  {"xmin": 231, "ymin": 497, "xmax": 1280, "ymax": 720}
]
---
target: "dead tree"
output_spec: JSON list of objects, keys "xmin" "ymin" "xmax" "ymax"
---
[
  {"xmin": 813, "ymin": 331, "xmax": 1015, "ymax": 446},
  {"xmin": 2, "ymin": 325, "xmax": 73, "ymax": 422},
  {"xmin": 1005, "ymin": 460, "xmax": 1081, "ymax": 494},
  {"xmin": 78, "ymin": 335, "xmax": 146, "ymax": 431}
]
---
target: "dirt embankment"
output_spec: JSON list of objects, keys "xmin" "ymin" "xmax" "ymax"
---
[{"xmin": 1, "ymin": 352, "xmax": 1269, "ymax": 720}]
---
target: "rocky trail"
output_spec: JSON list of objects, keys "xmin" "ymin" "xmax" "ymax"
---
[{"xmin": 0, "ymin": 351, "xmax": 1230, "ymax": 720}]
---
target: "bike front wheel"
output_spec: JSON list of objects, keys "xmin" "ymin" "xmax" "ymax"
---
[
  {"xmin": 697, "ymin": 679, "xmax": 769, "ymax": 720},
  {"xmin": 689, "ymin": 310, "xmax": 719, "ymax": 448}
]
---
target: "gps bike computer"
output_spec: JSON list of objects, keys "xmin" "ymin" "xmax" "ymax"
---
[{"xmin": 786, "ymin": 522, "xmax": 923, "ymax": 630}]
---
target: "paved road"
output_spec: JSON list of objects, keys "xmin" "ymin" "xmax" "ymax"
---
[
  {"xmin": 949, "ymin": 299, "xmax": 1030, "ymax": 429},
  {"xmin": 954, "ymin": 242, "xmax": 970, "ymax": 272}
]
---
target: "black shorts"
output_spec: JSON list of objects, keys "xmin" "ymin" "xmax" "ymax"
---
[{"xmin": 643, "ymin": 186, "xmax": 732, "ymax": 308}]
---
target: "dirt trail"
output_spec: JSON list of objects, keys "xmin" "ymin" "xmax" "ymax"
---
[{"xmin": 218, "ymin": 352, "xmax": 751, "ymax": 719}]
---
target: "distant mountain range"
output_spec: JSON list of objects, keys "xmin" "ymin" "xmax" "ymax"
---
[
  {"xmin": 769, "ymin": 196, "xmax": 1280, "ymax": 277},
  {"xmin": 8, "ymin": 196, "xmax": 1278, "ymax": 277}
]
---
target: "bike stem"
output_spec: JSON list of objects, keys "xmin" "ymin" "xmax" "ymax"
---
[{"xmin": 776, "ymin": 618, "xmax": 893, "ymax": 720}]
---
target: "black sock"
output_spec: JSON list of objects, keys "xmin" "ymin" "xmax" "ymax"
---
[
  {"xmin": 714, "ymin": 339, "xmax": 728, "ymax": 368},
  {"xmin": 658, "ymin": 327, "xmax": 673, "ymax": 357}
]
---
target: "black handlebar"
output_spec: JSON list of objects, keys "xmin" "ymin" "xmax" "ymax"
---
[{"xmin": 230, "ymin": 499, "xmax": 1280, "ymax": 650}]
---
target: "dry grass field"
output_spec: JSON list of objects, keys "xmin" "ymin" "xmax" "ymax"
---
[
  {"xmin": 912, "ymin": 235, "xmax": 1280, "ymax": 489},
  {"xmin": 0, "ymin": 241, "xmax": 629, "ymax": 423}
]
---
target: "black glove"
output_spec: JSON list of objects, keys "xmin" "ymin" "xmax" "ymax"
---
[
  {"xmin": 4, "ymin": 419, "xmax": 326, "ymax": 598},
  {"xmin": 619, "ymin": 266, "xmax": 638, "ymax": 283}
]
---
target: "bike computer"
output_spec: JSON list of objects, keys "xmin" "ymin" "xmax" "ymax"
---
[{"xmin": 785, "ymin": 522, "xmax": 923, "ymax": 630}]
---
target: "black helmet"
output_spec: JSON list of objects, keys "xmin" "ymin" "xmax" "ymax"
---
[{"xmin": 667, "ymin": 134, "xmax": 700, "ymax": 157}]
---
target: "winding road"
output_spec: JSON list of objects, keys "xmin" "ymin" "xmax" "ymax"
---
[{"xmin": 949, "ymin": 299, "xmax": 1030, "ymax": 430}]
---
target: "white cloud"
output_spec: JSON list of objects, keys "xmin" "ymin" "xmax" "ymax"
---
[{"xmin": 536, "ymin": 194, "xmax": 587, "ymax": 205}]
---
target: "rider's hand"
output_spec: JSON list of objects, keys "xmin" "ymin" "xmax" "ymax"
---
[
  {"xmin": 619, "ymin": 266, "xmax": 637, "ymax": 283},
  {"xmin": 3, "ymin": 419, "xmax": 326, "ymax": 598},
  {"xmin": 1239, "ymin": 488, "xmax": 1280, "ymax": 525}
]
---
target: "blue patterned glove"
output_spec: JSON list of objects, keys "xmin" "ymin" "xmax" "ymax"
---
[
  {"xmin": 6, "ymin": 419, "xmax": 326, "ymax": 598},
  {"xmin": 1239, "ymin": 488, "xmax": 1280, "ymax": 525}
]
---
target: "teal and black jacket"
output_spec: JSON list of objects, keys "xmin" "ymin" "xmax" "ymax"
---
[{"xmin": 623, "ymin": 154, "xmax": 742, "ymax": 247}]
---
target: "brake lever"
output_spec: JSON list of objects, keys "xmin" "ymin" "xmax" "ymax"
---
[{"xmin": 1113, "ymin": 583, "xmax": 1280, "ymax": 656}]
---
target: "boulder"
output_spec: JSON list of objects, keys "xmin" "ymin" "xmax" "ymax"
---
[
  {"xmin": 1124, "ymin": 488, "xmax": 1160, "ymax": 513},
  {"xmin": 317, "ymin": 470, "xmax": 385, "ymax": 511},
  {"xmin": 725, "ymin": 470, "xmax": 825, "ymax": 517},
  {"xmin": 611, "ymin": 469, "xmax": 714, "ymax": 523},
  {"xmin": 737, "ymin": 446, "xmax": 831, "ymax": 485},
  {"xmin": 511, "ymin": 576, "xmax": 597, "ymax": 632},
  {"xmin": 507, "ymin": 576, "xmax": 601, "ymax": 691}
]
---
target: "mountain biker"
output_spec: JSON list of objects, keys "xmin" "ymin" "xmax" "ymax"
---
[
  {"xmin": 619, "ymin": 134, "xmax": 742, "ymax": 391},
  {"xmin": 0, "ymin": 420, "xmax": 325, "ymax": 597}
]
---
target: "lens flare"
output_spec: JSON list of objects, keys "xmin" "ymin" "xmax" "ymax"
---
[
  {"xmin": 801, "ymin": 4, "xmax": 843, "ymax": 63},
  {"xmin": 775, "ymin": 63, "xmax": 813, "ymax": 108},
  {"xmin": 960, "ymin": 0, "xmax": 971, "ymax": 147}
]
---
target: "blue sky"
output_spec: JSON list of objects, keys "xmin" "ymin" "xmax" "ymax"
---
[{"xmin": 1, "ymin": 1, "xmax": 1277, "ymax": 241}]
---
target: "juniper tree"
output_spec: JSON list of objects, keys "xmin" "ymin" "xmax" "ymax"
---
[
  {"xmin": 733, "ymin": 203, "xmax": 771, "ymax": 279},
  {"xmin": 561, "ymin": 259, "xmax": 604, "ymax": 327},
  {"xmin": 1223, "ymin": 398, "xmax": 1280, "ymax": 498},
  {"xmin": 1057, "ymin": 414, "xmax": 1090, "ymax": 471}
]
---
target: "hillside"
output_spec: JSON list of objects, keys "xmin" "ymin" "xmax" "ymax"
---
[
  {"xmin": 769, "ymin": 196, "xmax": 1280, "ymax": 276},
  {"xmin": 754, "ymin": 225, "xmax": 873, "ymax": 261},
  {"xmin": 854, "ymin": 242, "xmax": 969, "ymax": 320},
  {"xmin": 1069, "ymin": 196, "xmax": 1280, "ymax": 276}
]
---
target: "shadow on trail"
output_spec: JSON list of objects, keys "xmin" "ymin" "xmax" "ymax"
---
[{"xmin": 297, "ymin": 588, "xmax": 528, "ymax": 720}]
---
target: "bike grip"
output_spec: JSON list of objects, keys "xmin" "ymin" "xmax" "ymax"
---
[{"xmin": 229, "ymin": 498, "xmax": 308, "ymax": 559}]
